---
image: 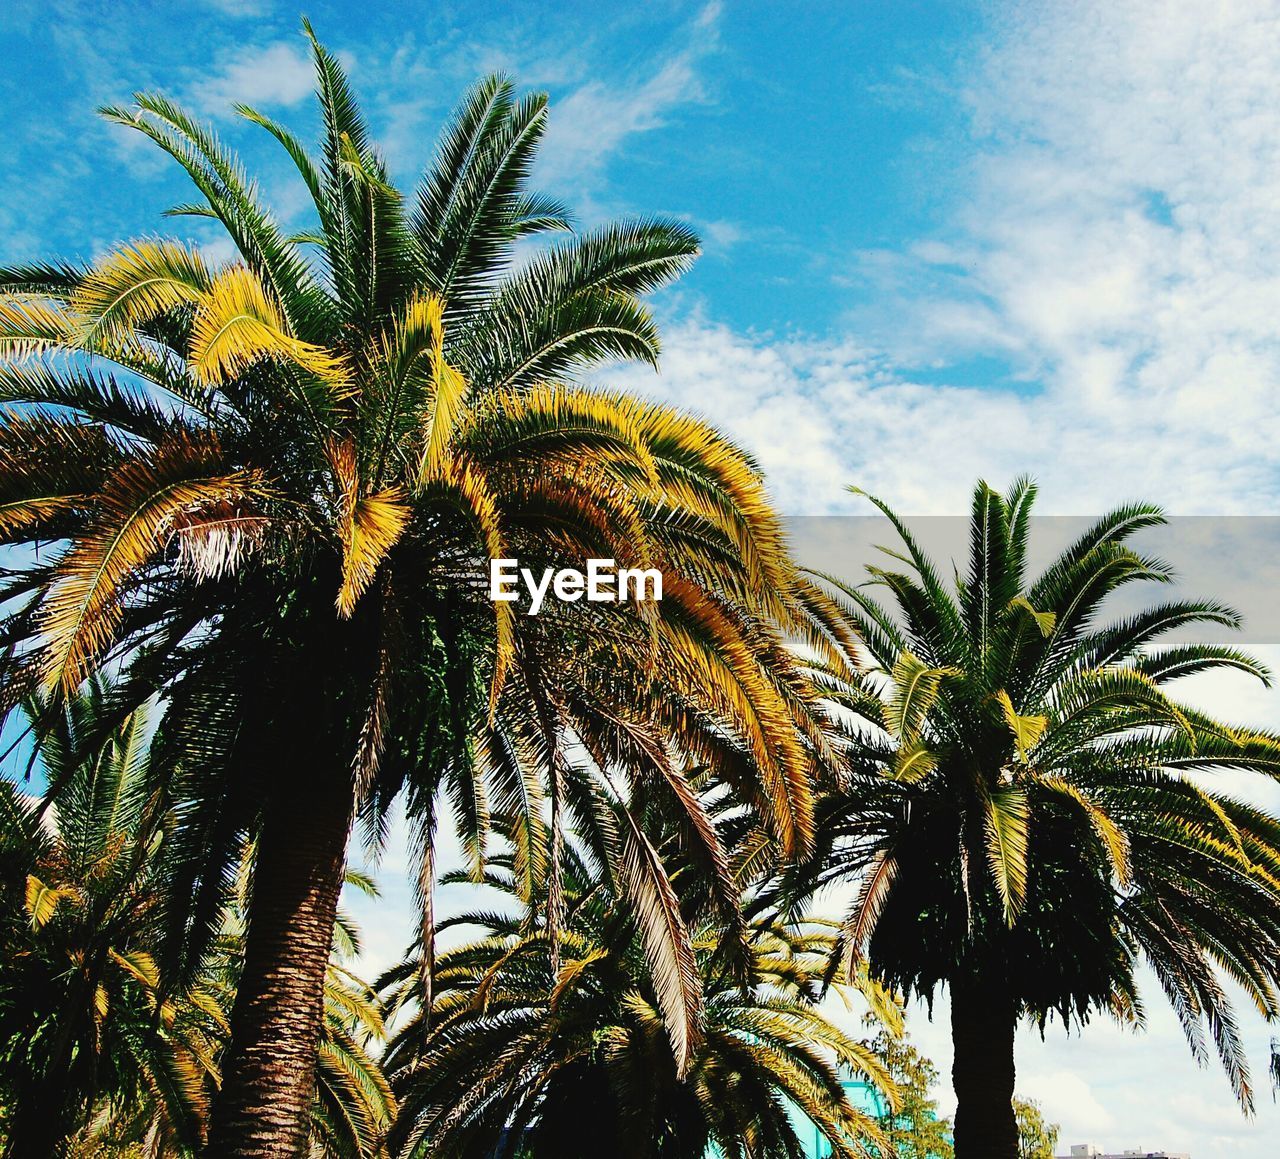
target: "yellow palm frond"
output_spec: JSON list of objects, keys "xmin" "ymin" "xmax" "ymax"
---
[
  {"xmin": 474, "ymin": 384, "xmax": 660, "ymax": 491},
  {"xmin": 622, "ymin": 397, "xmax": 788, "ymax": 567},
  {"xmin": 0, "ymin": 297, "xmax": 80, "ymax": 358},
  {"xmin": 996, "ymin": 688, "xmax": 1048, "ymax": 758},
  {"xmin": 891, "ymin": 738, "xmax": 938, "ymax": 782},
  {"xmin": 377, "ymin": 292, "xmax": 468, "ymax": 483},
  {"xmin": 1007, "ymin": 594, "xmax": 1056, "ymax": 636},
  {"xmin": 71, "ymin": 239, "xmax": 210, "ymax": 344},
  {"xmin": 0, "ymin": 495, "xmax": 81, "ymax": 537},
  {"xmin": 338, "ymin": 492, "xmax": 411, "ymax": 618},
  {"xmin": 887, "ymin": 651, "xmax": 958, "ymax": 741},
  {"xmin": 189, "ymin": 264, "xmax": 347, "ymax": 390},
  {"xmin": 512, "ymin": 468, "xmax": 655, "ymax": 577},
  {"xmin": 330, "ymin": 435, "xmax": 411, "ymax": 614},
  {"xmin": 551, "ymin": 949, "xmax": 609, "ymax": 1009},
  {"xmin": 983, "ymin": 783, "xmax": 1030, "ymax": 924},
  {"xmin": 659, "ymin": 574, "xmax": 813, "ymax": 854},
  {"xmin": 420, "ymin": 358, "xmax": 467, "ymax": 483},
  {"xmin": 1038, "ymin": 775, "xmax": 1132, "ymax": 887},
  {"xmin": 25, "ymin": 873, "xmax": 77, "ymax": 929},
  {"xmin": 108, "ymin": 947, "xmax": 161, "ymax": 992},
  {"xmin": 186, "ymin": 983, "xmax": 231, "ymax": 1035},
  {"xmin": 37, "ymin": 453, "xmax": 265, "ymax": 692}
]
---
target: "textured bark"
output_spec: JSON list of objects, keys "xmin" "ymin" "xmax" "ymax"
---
[
  {"xmin": 204, "ymin": 754, "xmax": 353, "ymax": 1156},
  {"xmin": 950, "ymin": 974, "xmax": 1019, "ymax": 1159}
]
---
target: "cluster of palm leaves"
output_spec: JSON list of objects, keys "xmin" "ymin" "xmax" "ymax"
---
[
  {"xmin": 0, "ymin": 684, "xmax": 393, "ymax": 1158},
  {"xmin": 379, "ymin": 805, "xmax": 901, "ymax": 1159},
  {"xmin": 2, "ymin": 23, "xmax": 1280, "ymax": 1159}
]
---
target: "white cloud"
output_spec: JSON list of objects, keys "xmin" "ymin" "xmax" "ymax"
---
[
  {"xmin": 1018, "ymin": 1070, "xmax": 1115, "ymax": 1138},
  {"xmin": 198, "ymin": 0, "xmax": 268, "ymax": 15},
  {"xmin": 363, "ymin": 2, "xmax": 720, "ymax": 195},
  {"xmin": 840, "ymin": 0, "xmax": 1280, "ymax": 518},
  {"xmin": 538, "ymin": 55, "xmax": 701, "ymax": 184},
  {"xmin": 699, "ymin": 218, "xmax": 744, "ymax": 253},
  {"xmin": 611, "ymin": 312, "xmax": 1280, "ymax": 518},
  {"xmin": 606, "ymin": 0, "xmax": 1280, "ymax": 524},
  {"xmin": 190, "ymin": 42, "xmax": 316, "ymax": 114}
]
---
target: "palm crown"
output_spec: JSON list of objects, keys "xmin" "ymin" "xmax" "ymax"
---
[
  {"xmin": 792, "ymin": 479, "xmax": 1280, "ymax": 1156},
  {"xmin": 380, "ymin": 830, "xmax": 901, "ymax": 1159},
  {"xmin": 0, "ymin": 686, "xmax": 223, "ymax": 1157}
]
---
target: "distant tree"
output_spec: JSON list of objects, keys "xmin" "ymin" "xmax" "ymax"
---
[
  {"xmin": 1013, "ymin": 1099, "xmax": 1058, "ymax": 1159},
  {"xmin": 861, "ymin": 1023, "xmax": 953, "ymax": 1159}
]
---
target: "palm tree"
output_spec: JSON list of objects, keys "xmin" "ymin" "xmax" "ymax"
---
[
  {"xmin": 0, "ymin": 26, "xmax": 847, "ymax": 1152},
  {"xmin": 379, "ymin": 843, "xmax": 899, "ymax": 1158},
  {"xmin": 0, "ymin": 685, "xmax": 224, "ymax": 1156},
  {"xmin": 782, "ymin": 479, "xmax": 1280, "ymax": 1157},
  {"xmin": 0, "ymin": 685, "xmax": 398, "ymax": 1158}
]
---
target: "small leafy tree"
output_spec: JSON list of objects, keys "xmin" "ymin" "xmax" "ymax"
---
[
  {"xmin": 1013, "ymin": 1099, "xmax": 1058, "ymax": 1159},
  {"xmin": 860, "ymin": 1023, "xmax": 953, "ymax": 1159}
]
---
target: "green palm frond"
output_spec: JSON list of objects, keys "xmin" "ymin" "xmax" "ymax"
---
[{"xmin": 383, "ymin": 818, "xmax": 901, "ymax": 1159}]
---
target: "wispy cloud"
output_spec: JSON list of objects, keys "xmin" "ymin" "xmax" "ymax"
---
[
  {"xmin": 537, "ymin": 57, "xmax": 703, "ymax": 185},
  {"xmin": 698, "ymin": 218, "xmax": 744, "ymax": 254},
  {"xmin": 199, "ymin": 0, "xmax": 272, "ymax": 15},
  {"xmin": 535, "ymin": 1, "xmax": 722, "ymax": 188},
  {"xmin": 612, "ymin": 309, "xmax": 1280, "ymax": 517},
  {"xmin": 189, "ymin": 41, "xmax": 316, "ymax": 115},
  {"xmin": 838, "ymin": 0, "xmax": 1280, "ymax": 514},
  {"xmin": 361, "ymin": 2, "xmax": 723, "ymax": 206}
]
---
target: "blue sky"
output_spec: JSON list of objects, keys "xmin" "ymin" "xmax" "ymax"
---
[
  {"xmin": 7, "ymin": 0, "xmax": 1280, "ymax": 1153},
  {"xmin": 9, "ymin": 0, "xmax": 1280, "ymax": 520},
  {"xmin": 2, "ymin": 2, "xmax": 984, "ymax": 343}
]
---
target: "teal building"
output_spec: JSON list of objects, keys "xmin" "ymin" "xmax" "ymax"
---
[{"xmin": 793, "ymin": 1077, "xmax": 951, "ymax": 1159}]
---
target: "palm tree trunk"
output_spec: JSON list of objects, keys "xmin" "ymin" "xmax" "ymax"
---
[
  {"xmin": 950, "ymin": 972, "xmax": 1019, "ymax": 1159},
  {"xmin": 204, "ymin": 754, "xmax": 353, "ymax": 1156}
]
